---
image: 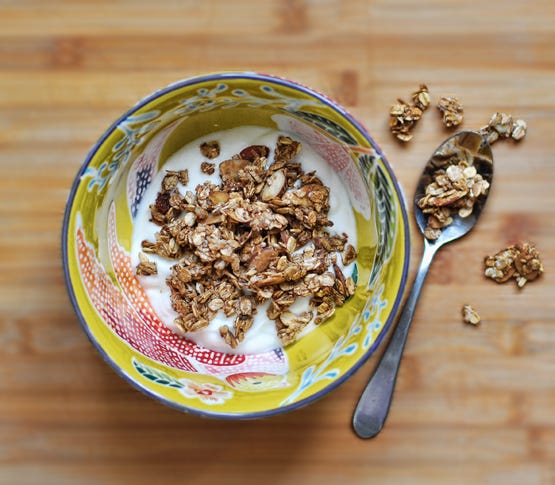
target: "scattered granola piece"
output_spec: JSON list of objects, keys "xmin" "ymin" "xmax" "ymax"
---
[
  {"xmin": 200, "ymin": 140, "xmax": 220, "ymax": 159},
  {"xmin": 437, "ymin": 96, "xmax": 464, "ymax": 128},
  {"xmin": 484, "ymin": 242, "xmax": 543, "ymax": 288},
  {"xmin": 389, "ymin": 99, "xmax": 423, "ymax": 142},
  {"xmin": 412, "ymin": 84, "xmax": 431, "ymax": 111},
  {"xmin": 389, "ymin": 84, "xmax": 430, "ymax": 142},
  {"xmin": 462, "ymin": 304, "xmax": 481, "ymax": 325},
  {"xmin": 511, "ymin": 119, "xmax": 527, "ymax": 141},
  {"xmin": 136, "ymin": 253, "xmax": 157, "ymax": 276},
  {"xmin": 480, "ymin": 112, "xmax": 527, "ymax": 144},
  {"xmin": 200, "ymin": 161, "xmax": 215, "ymax": 175},
  {"xmin": 488, "ymin": 112, "xmax": 513, "ymax": 138}
]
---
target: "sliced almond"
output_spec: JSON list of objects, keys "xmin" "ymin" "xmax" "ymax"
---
[
  {"xmin": 261, "ymin": 169, "xmax": 286, "ymax": 201},
  {"xmin": 219, "ymin": 158, "xmax": 250, "ymax": 181}
]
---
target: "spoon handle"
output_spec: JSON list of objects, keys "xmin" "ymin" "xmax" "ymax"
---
[{"xmin": 352, "ymin": 240, "xmax": 438, "ymax": 439}]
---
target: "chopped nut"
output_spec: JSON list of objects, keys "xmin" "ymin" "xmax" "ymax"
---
[
  {"xmin": 200, "ymin": 140, "xmax": 220, "ymax": 159},
  {"xmin": 261, "ymin": 169, "xmax": 286, "ymax": 201},
  {"xmin": 200, "ymin": 161, "xmax": 216, "ymax": 175},
  {"xmin": 462, "ymin": 304, "xmax": 481, "ymax": 325},
  {"xmin": 218, "ymin": 158, "xmax": 250, "ymax": 183},
  {"xmin": 484, "ymin": 242, "xmax": 543, "ymax": 288},
  {"xmin": 248, "ymin": 247, "xmax": 278, "ymax": 272},
  {"xmin": 208, "ymin": 190, "xmax": 229, "ymax": 205},
  {"xmin": 437, "ymin": 96, "xmax": 464, "ymax": 128},
  {"xmin": 239, "ymin": 145, "xmax": 270, "ymax": 162}
]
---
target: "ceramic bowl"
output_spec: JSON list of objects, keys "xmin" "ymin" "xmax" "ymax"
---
[{"xmin": 62, "ymin": 72, "xmax": 410, "ymax": 418}]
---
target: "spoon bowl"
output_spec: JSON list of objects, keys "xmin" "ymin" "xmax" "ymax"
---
[
  {"xmin": 352, "ymin": 130, "xmax": 493, "ymax": 439},
  {"xmin": 414, "ymin": 131, "xmax": 494, "ymax": 243}
]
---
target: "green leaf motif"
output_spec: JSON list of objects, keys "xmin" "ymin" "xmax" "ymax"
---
[
  {"xmin": 132, "ymin": 358, "xmax": 183, "ymax": 389},
  {"xmin": 351, "ymin": 263, "xmax": 358, "ymax": 285},
  {"xmin": 292, "ymin": 111, "xmax": 358, "ymax": 145},
  {"xmin": 369, "ymin": 165, "xmax": 397, "ymax": 286}
]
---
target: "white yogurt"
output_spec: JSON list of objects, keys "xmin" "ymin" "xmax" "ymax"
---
[{"xmin": 131, "ymin": 126, "xmax": 357, "ymax": 354}]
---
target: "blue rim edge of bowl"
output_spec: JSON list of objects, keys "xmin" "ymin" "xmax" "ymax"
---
[{"xmin": 61, "ymin": 71, "xmax": 410, "ymax": 420}]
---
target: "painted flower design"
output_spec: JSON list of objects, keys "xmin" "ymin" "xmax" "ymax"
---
[
  {"xmin": 133, "ymin": 358, "xmax": 234, "ymax": 405},
  {"xmin": 178, "ymin": 378, "xmax": 233, "ymax": 405}
]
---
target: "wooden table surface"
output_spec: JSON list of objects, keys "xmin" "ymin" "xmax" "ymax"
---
[{"xmin": 1, "ymin": 1, "xmax": 554, "ymax": 484}]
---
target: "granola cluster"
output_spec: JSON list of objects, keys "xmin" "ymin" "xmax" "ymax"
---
[
  {"xmin": 480, "ymin": 112, "xmax": 527, "ymax": 144},
  {"xmin": 437, "ymin": 96, "xmax": 464, "ymax": 128},
  {"xmin": 389, "ymin": 84, "xmax": 430, "ymax": 142},
  {"xmin": 416, "ymin": 136, "xmax": 491, "ymax": 240},
  {"xmin": 137, "ymin": 136, "xmax": 357, "ymax": 348},
  {"xmin": 389, "ymin": 85, "xmax": 466, "ymax": 140},
  {"xmin": 389, "ymin": 86, "xmax": 529, "ymax": 145},
  {"xmin": 484, "ymin": 242, "xmax": 543, "ymax": 288},
  {"xmin": 462, "ymin": 304, "xmax": 481, "ymax": 325}
]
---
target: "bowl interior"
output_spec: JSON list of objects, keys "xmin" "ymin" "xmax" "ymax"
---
[{"xmin": 63, "ymin": 73, "xmax": 409, "ymax": 417}]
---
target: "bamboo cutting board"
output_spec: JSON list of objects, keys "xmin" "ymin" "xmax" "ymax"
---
[{"xmin": 0, "ymin": 1, "xmax": 554, "ymax": 484}]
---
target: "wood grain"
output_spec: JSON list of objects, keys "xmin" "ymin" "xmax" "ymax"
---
[{"xmin": 1, "ymin": 1, "xmax": 554, "ymax": 484}]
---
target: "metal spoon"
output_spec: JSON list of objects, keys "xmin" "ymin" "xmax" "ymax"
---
[{"xmin": 352, "ymin": 130, "xmax": 493, "ymax": 439}]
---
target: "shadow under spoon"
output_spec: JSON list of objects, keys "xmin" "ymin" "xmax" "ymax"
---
[{"xmin": 352, "ymin": 130, "xmax": 494, "ymax": 439}]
